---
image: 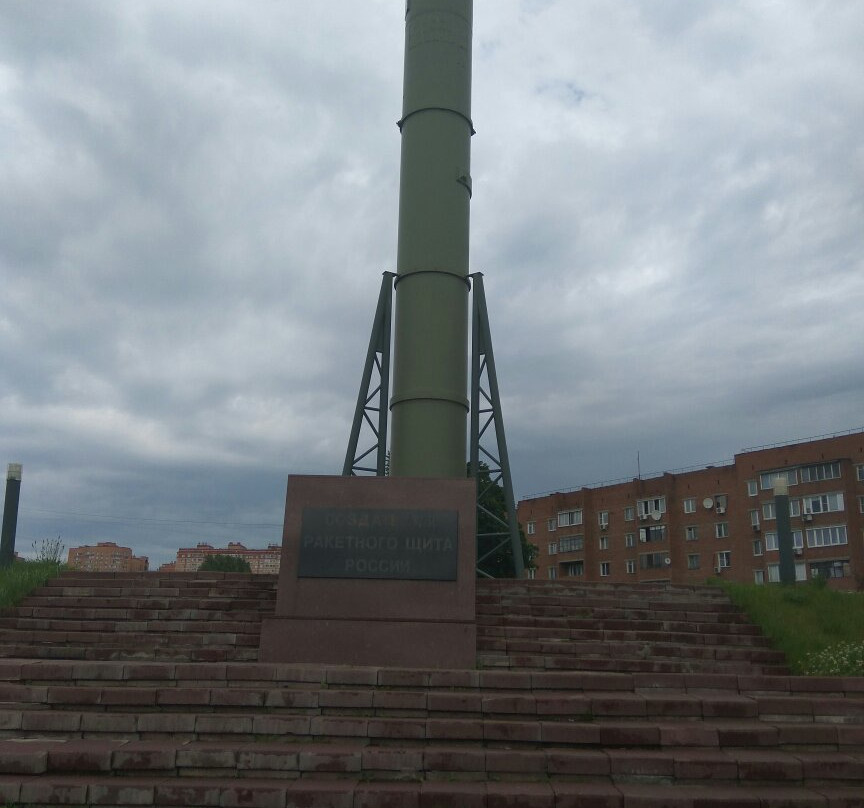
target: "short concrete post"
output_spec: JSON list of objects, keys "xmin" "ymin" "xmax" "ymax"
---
[{"xmin": 0, "ymin": 463, "xmax": 23, "ymax": 568}]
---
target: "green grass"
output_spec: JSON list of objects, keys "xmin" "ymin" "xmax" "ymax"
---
[
  {"xmin": 0, "ymin": 560, "xmax": 65, "ymax": 609},
  {"xmin": 718, "ymin": 578, "xmax": 864, "ymax": 675}
]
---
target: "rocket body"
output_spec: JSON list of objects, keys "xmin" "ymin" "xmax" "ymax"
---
[{"xmin": 389, "ymin": 0, "xmax": 473, "ymax": 478}]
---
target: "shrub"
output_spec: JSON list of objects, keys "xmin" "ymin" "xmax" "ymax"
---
[
  {"xmin": 198, "ymin": 554, "xmax": 251, "ymax": 573},
  {"xmin": 32, "ymin": 535, "xmax": 65, "ymax": 564}
]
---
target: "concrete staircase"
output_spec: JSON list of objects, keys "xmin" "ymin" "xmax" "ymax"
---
[{"xmin": 0, "ymin": 572, "xmax": 862, "ymax": 806}]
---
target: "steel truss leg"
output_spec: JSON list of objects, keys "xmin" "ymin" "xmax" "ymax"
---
[
  {"xmin": 469, "ymin": 273, "xmax": 525, "ymax": 579},
  {"xmin": 343, "ymin": 271, "xmax": 524, "ymax": 578},
  {"xmin": 343, "ymin": 272, "xmax": 395, "ymax": 476}
]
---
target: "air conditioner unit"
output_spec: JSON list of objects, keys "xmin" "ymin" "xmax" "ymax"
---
[
  {"xmin": 716, "ymin": 506, "xmax": 726, "ymax": 515},
  {"xmin": 802, "ymin": 513, "xmax": 813, "ymax": 522},
  {"xmin": 794, "ymin": 548, "xmax": 803, "ymax": 556},
  {"xmin": 599, "ymin": 522, "xmax": 609, "ymax": 530},
  {"xmin": 639, "ymin": 514, "xmax": 649, "ymax": 521}
]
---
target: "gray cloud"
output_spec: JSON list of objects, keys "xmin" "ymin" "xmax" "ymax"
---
[{"xmin": 2, "ymin": 1, "xmax": 862, "ymax": 564}]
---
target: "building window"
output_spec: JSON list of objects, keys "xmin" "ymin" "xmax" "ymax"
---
[
  {"xmin": 624, "ymin": 506, "xmax": 635, "ymax": 521},
  {"xmin": 625, "ymin": 533, "xmax": 635, "ymax": 548},
  {"xmin": 799, "ymin": 462, "xmax": 841, "ymax": 483},
  {"xmin": 599, "ymin": 536, "xmax": 608, "ymax": 550},
  {"xmin": 566, "ymin": 560, "xmax": 584, "ymax": 577},
  {"xmin": 683, "ymin": 498, "xmax": 696, "ymax": 514},
  {"xmin": 558, "ymin": 536, "xmax": 584, "ymax": 553},
  {"xmin": 747, "ymin": 480, "xmax": 758, "ymax": 497},
  {"xmin": 716, "ymin": 551, "xmax": 731, "ymax": 570},
  {"xmin": 754, "ymin": 569, "xmax": 765, "ymax": 584},
  {"xmin": 810, "ymin": 560, "xmax": 849, "ymax": 579},
  {"xmin": 687, "ymin": 554, "xmax": 700, "ymax": 570},
  {"xmin": 767, "ymin": 563, "xmax": 807, "ymax": 583},
  {"xmin": 547, "ymin": 518, "xmax": 556, "ymax": 532},
  {"xmin": 857, "ymin": 465, "xmax": 864, "ymax": 482},
  {"xmin": 548, "ymin": 566, "xmax": 557, "ymax": 579},
  {"xmin": 558, "ymin": 509, "xmax": 583, "ymax": 528},
  {"xmin": 714, "ymin": 494, "xmax": 728, "ymax": 511},
  {"xmin": 638, "ymin": 497, "xmax": 666, "ymax": 518},
  {"xmin": 764, "ymin": 531, "xmax": 803, "ymax": 551},
  {"xmin": 598, "ymin": 511, "xmax": 610, "ymax": 528},
  {"xmin": 760, "ymin": 469, "xmax": 798, "ymax": 490},
  {"xmin": 626, "ymin": 559, "xmax": 636, "ymax": 574},
  {"xmin": 600, "ymin": 562, "xmax": 610, "ymax": 577},
  {"xmin": 752, "ymin": 539, "xmax": 763, "ymax": 556},
  {"xmin": 749, "ymin": 510, "xmax": 760, "ymax": 529},
  {"xmin": 790, "ymin": 499, "xmax": 801, "ymax": 517},
  {"xmin": 548, "ymin": 542, "xmax": 558, "ymax": 555},
  {"xmin": 859, "ymin": 495, "xmax": 864, "ymax": 514},
  {"xmin": 762, "ymin": 502, "xmax": 775, "ymax": 520},
  {"xmin": 526, "ymin": 521, "xmax": 536, "ymax": 536},
  {"xmin": 639, "ymin": 525, "xmax": 666, "ymax": 543},
  {"xmin": 806, "ymin": 525, "xmax": 848, "ymax": 548},
  {"xmin": 639, "ymin": 552, "xmax": 670, "ymax": 570},
  {"xmin": 802, "ymin": 492, "xmax": 844, "ymax": 515},
  {"xmin": 685, "ymin": 525, "xmax": 698, "ymax": 541},
  {"xmin": 715, "ymin": 522, "xmax": 729, "ymax": 539}
]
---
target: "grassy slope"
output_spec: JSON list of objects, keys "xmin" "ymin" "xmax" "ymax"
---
[
  {"xmin": 720, "ymin": 579, "xmax": 864, "ymax": 674},
  {"xmin": 0, "ymin": 561, "xmax": 64, "ymax": 609}
]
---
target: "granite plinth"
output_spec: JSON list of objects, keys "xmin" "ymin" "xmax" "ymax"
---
[{"xmin": 259, "ymin": 475, "xmax": 477, "ymax": 669}]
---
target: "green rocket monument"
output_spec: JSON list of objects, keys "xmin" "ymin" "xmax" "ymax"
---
[{"xmin": 389, "ymin": 0, "xmax": 474, "ymax": 478}]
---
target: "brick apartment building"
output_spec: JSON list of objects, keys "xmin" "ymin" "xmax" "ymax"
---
[
  {"xmin": 67, "ymin": 542, "xmax": 149, "ymax": 572},
  {"xmin": 518, "ymin": 430, "xmax": 864, "ymax": 590},
  {"xmin": 168, "ymin": 542, "xmax": 281, "ymax": 574}
]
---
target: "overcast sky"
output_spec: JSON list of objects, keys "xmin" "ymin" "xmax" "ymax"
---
[{"xmin": 2, "ymin": 1, "xmax": 862, "ymax": 567}]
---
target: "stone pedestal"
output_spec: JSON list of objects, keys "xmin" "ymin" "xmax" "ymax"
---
[{"xmin": 259, "ymin": 475, "xmax": 477, "ymax": 669}]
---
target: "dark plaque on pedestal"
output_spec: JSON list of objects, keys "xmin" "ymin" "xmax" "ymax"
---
[{"xmin": 297, "ymin": 507, "xmax": 458, "ymax": 581}]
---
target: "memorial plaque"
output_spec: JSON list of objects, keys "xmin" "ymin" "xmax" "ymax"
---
[{"xmin": 297, "ymin": 507, "xmax": 458, "ymax": 581}]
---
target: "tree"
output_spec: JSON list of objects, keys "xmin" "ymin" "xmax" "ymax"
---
[
  {"xmin": 471, "ymin": 462, "xmax": 537, "ymax": 578},
  {"xmin": 199, "ymin": 554, "xmax": 251, "ymax": 573}
]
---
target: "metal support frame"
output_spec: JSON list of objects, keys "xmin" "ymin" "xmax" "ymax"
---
[
  {"xmin": 469, "ymin": 273, "xmax": 525, "ymax": 579},
  {"xmin": 343, "ymin": 270, "xmax": 524, "ymax": 578},
  {"xmin": 342, "ymin": 273, "xmax": 394, "ymax": 476}
]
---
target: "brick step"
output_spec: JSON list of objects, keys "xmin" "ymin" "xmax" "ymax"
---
[
  {"xmin": 1, "ymin": 738, "xmax": 863, "ymax": 784},
  {"xmin": 2, "ymin": 775, "xmax": 861, "ymax": 808},
  {"xmin": 478, "ymin": 615, "xmax": 762, "ymax": 635},
  {"xmin": 478, "ymin": 605, "xmax": 751, "ymax": 623},
  {"xmin": 28, "ymin": 588, "xmax": 277, "ymax": 602},
  {"xmin": 0, "ymin": 645, "xmax": 258, "ymax": 663},
  {"xmin": 7, "ymin": 607, "xmax": 271, "ymax": 621},
  {"xmin": 3, "ymin": 686, "xmax": 862, "ymax": 726},
  {"xmin": 477, "ymin": 626, "xmax": 772, "ymax": 647},
  {"xmin": 0, "ymin": 630, "xmax": 261, "ymax": 647},
  {"xmin": 477, "ymin": 598, "xmax": 740, "ymax": 620},
  {"xmin": 8, "ymin": 660, "xmax": 852, "ymax": 696},
  {"xmin": 478, "ymin": 654, "xmax": 786, "ymax": 675},
  {"xmin": 477, "ymin": 639, "xmax": 783, "ymax": 662},
  {"xmin": 3, "ymin": 709, "xmax": 864, "ymax": 747},
  {"xmin": 0, "ymin": 618, "xmax": 265, "ymax": 634},
  {"xmin": 476, "ymin": 580, "xmax": 732, "ymax": 595},
  {"xmin": 477, "ymin": 590, "xmax": 739, "ymax": 607},
  {"xmin": 18, "ymin": 593, "xmax": 276, "ymax": 610}
]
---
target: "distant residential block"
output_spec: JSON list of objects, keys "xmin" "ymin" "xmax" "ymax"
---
[
  {"xmin": 67, "ymin": 542, "xmax": 149, "ymax": 572},
  {"xmin": 172, "ymin": 541, "xmax": 281, "ymax": 574},
  {"xmin": 518, "ymin": 429, "xmax": 864, "ymax": 590}
]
